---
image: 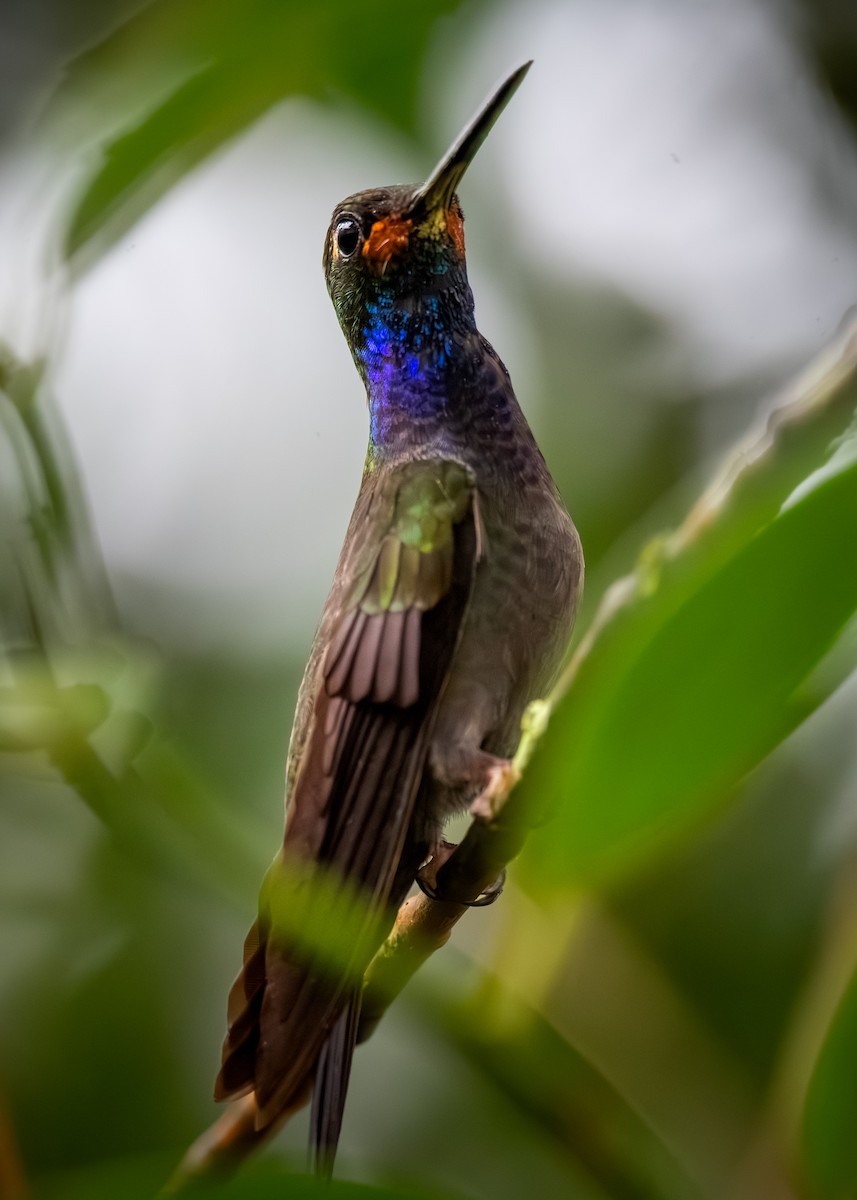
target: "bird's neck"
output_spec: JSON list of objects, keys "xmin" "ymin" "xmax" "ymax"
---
[{"xmin": 354, "ymin": 277, "xmax": 480, "ymax": 460}]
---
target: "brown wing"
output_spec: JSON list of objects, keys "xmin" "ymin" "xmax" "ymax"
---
[{"xmin": 215, "ymin": 459, "xmax": 480, "ymax": 1126}]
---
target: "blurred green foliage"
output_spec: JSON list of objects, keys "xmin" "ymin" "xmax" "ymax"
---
[
  {"xmin": 3, "ymin": 3, "xmax": 857, "ymax": 1200},
  {"xmin": 59, "ymin": 0, "xmax": 470, "ymax": 264},
  {"xmin": 523, "ymin": 336, "xmax": 857, "ymax": 890}
]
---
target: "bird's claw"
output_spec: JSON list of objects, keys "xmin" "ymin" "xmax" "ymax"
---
[
  {"xmin": 416, "ymin": 850, "xmax": 506, "ymax": 907},
  {"xmin": 467, "ymin": 868, "xmax": 506, "ymax": 906},
  {"xmin": 415, "ymin": 840, "xmax": 457, "ymax": 901}
]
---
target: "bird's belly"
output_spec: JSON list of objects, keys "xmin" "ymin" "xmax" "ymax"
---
[{"xmin": 424, "ymin": 492, "xmax": 581, "ymax": 826}]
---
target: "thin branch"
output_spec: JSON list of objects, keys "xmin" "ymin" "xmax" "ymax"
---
[
  {"xmin": 0, "ymin": 1087, "xmax": 28, "ymax": 1200},
  {"xmin": 164, "ymin": 1088, "xmax": 313, "ymax": 1193},
  {"xmin": 163, "ymin": 1097, "xmax": 264, "ymax": 1193}
]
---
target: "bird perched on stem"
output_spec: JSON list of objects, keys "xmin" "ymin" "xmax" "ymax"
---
[{"xmin": 214, "ymin": 61, "xmax": 582, "ymax": 1176}]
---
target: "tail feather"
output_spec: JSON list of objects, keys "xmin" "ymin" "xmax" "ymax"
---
[{"xmin": 309, "ymin": 989, "xmax": 363, "ymax": 1179}]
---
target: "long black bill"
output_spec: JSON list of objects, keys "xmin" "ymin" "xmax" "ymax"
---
[{"xmin": 410, "ymin": 61, "xmax": 532, "ymax": 213}]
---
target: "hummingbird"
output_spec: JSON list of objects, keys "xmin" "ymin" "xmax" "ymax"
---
[{"xmin": 214, "ymin": 61, "xmax": 583, "ymax": 1174}]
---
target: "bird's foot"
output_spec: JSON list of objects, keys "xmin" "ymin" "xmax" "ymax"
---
[
  {"xmin": 416, "ymin": 843, "xmax": 506, "ymax": 907},
  {"xmin": 469, "ymin": 757, "xmax": 520, "ymax": 823},
  {"xmin": 415, "ymin": 840, "xmax": 457, "ymax": 901}
]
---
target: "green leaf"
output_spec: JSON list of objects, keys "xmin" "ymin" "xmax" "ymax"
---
[
  {"xmin": 423, "ymin": 971, "xmax": 709, "ymax": 1200},
  {"xmin": 519, "ymin": 322, "xmax": 857, "ymax": 892},
  {"xmin": 57, "ymin": 0, "xmax": 466, "ymax": 264},
  {"xmin": 34, "ymin": 1155, "xmax": 446, "ymax": 1200},
  {"xmin": 198, "ymin": 1159, "xmax": 460, "ymax": 1199},
  {"xmin": 65, "ymin": 58, "xmax": 287, "ymax": 260},
  {"xmin": 802, "ymin": 963, "xmax": 857, "ymax": 1200},
  {"xmin": 263, "ymin": 856, "xmax": 383, "ymax": 982}
]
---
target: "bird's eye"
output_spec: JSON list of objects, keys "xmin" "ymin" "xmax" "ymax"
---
[{"xmin": 335, "ymin": 217, "xmax": 361, "ymax": 258}]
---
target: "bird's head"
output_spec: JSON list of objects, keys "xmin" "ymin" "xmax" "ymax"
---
[{"xmin": 323, "ymin": 63, "xmax": 531, "ymax": 354}]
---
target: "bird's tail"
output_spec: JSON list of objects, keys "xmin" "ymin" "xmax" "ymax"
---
[{"xmin": 309, "ymin": 987, "xmax": 363, "ymax": 1178}]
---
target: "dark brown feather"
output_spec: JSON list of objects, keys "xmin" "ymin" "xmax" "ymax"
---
[
  {"xmin": 346, "ymin": 612, "xmax": 385, "ymax": 702},
  {"xmin": 324, "ymin": 610, "xmax": 367, "ymax": 696},
  {"xmin": 396, "ymin": 608, "xmax": 422, "ymax": 708},
  {"xmin": 310, "ymin": 989, "xmax": 363, "ymax": 1178},
  {"xmin": 215, "ymin": 459, "xmax": 480, "ymax": 1127},
  {"xmin": 372, "ymin": 610, "xmax": 406, "ymax": 703}
]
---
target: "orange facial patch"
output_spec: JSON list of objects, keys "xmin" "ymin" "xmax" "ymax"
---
[
  {"xmin": 362, "ymin": 215, "xmax": 413, "ymax": 268},
  {"xmin": 446, "ymin": 203, "xmax": 465, "ymax": 258}
]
